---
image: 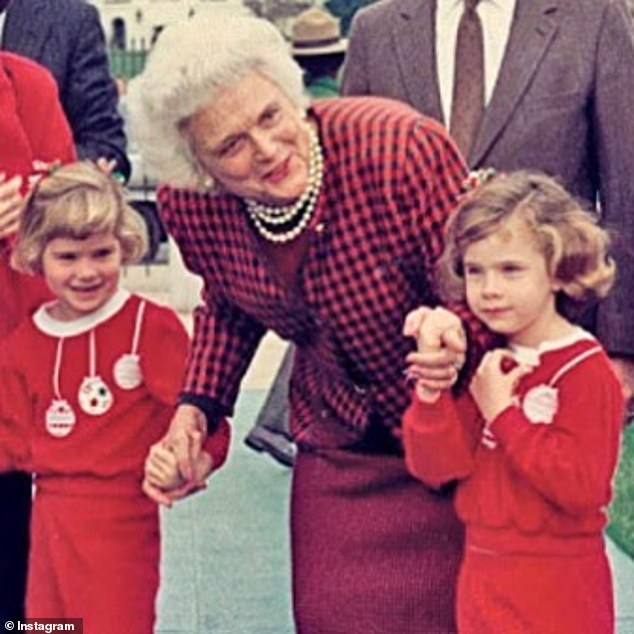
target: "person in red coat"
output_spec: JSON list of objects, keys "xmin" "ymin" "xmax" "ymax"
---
[
  {"xmin": 0, "ymin": 50, "xmax": 75, "ymax": 622},
  {"xmin": 0, "ymin": 51, "xmax": 76, "ymax": 336},
  {"xmin": 403, "ymin": 170, "xmax": 624, "ymax": 634},
  {"xmin": 1, "ymin": 161, "xmax": 228, "ymax": 633}
]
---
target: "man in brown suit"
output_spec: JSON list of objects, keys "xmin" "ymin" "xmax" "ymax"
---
[{"xmin": 342, "ymin": 0, "xmax": 634, "ymax": 399}]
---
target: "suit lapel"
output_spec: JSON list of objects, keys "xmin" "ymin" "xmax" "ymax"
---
[
  {"xmin": 470, "ymin": 0, "xmax": 559, "ymax": 166},
  {"xmin": 393, "ymin": 0, "xmax": 444, "ymax": 122},
  {"xmin": 3, "ymin": 0, "xmax": 51, "ymax": 59}
]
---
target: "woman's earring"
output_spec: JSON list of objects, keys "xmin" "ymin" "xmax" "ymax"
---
[{"xmin": 198, "ymin": 173, "xmax": 214, "ymax": 191}]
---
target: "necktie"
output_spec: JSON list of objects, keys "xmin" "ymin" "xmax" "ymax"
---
[{"xmin": 449, "ymin": 0, "xmax": 485, "ymax": 159}]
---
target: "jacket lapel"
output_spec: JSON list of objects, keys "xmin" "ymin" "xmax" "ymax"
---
[
  {"xmin": 469, "ymin": 0, "xmax": 559, "ymax": 166},
  {"xmin": 393, "ymin": 0, "xmax": 444, "ymax": 122},
  {"xmin": 3, "ymin": 0, "xmax": 51, "ymax": 59}
]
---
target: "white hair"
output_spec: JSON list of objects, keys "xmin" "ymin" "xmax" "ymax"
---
[{"xmin": 127, "ymin": 12, "xmax": 309, "ymax": 189}]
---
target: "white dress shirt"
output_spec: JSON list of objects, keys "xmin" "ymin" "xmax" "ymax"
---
[{"xmin": 436, "ymin": 0, "xmax": 516, "ymax": 126}]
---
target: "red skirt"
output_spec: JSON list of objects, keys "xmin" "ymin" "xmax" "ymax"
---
[
  {"xmin": 457, "ymin": 547, "xmax": 614, "ymax": 634},
  {"xmin": 28, "ymin": 483, "xmax": 160, "ymax": 634},
  {"xmin": 291, "ymin": 446, "xmax": 463, "ymax": 634}
]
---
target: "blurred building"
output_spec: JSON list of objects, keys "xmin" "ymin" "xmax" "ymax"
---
[{"xmin": 89, "ymin": 0, "xmax": 247, "ymax": 53}]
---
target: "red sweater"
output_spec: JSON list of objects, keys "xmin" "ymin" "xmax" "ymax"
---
[
  {"xmin": 0, "ymin": 51, "xmax": 75, "ymax": 341},
  {"xmin": 403, "ymin": 330, "xmax": 624, "ymax": 555},
  {"xmin": 0, "ymin": 291, "xmax": 229, "ymax": 491}
]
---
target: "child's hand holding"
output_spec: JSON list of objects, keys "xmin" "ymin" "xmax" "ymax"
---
[
  {"xmin": 144, "ymin": 429, "xmax": 214, "ymax": 494},
  {"xmin": 469, "ymin": 349, "xmax": 531, "ymax": 422},
  {"xmin": 145, "ymin": 441, "xmax": 185, "ymax": 491},
  {"xmin": 403, "ymin": 306, "xmax": 466, "ymax": 403}
]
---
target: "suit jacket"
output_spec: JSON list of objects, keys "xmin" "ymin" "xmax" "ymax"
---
[
  {"xmin": 342, "ymin": 0, "xmax": 634, "ymax": 356},
  {"xmin": 2, "ymin": 0, "xmax": 130, "ymax": 179}
]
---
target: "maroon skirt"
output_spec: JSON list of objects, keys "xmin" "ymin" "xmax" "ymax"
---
[{"xmin": 291, "ymin": 445, "xmax": 463, "ymax": 633}]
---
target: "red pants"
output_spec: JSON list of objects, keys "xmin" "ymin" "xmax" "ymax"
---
[
  {"xmin": 457, "ymin": 546, "xmax": 614, "ymax": 634},
  {"xmin": 27, "ymin": 482, "xmax": 160, "ymax": 634}
]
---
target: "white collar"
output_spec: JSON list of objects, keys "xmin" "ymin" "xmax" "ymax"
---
[
  {"xmin": 436, "ymin": 0, "xmax": 506, "ymax": 17},
  {"xmin": 510, "ymin": 327, "xmax": 596, "ymax": 367},
  {"xmin": 33, "ymin": 288, "xmax": 132, "ymax": 337}
]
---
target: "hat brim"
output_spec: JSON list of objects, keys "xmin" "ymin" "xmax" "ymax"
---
[{"xmin": 292, "ymin": 38, "xmax": 348, "ymax": 56}]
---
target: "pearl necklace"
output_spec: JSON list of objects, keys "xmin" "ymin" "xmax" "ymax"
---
[{"xmin": 245, "ymin": 127, "xmax": 324, "ymax": 243}]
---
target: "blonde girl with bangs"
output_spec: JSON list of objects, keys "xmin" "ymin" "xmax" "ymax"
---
[
  {"xmin": 403, "ymin": 170, "xmax": 624, "ymax": 634},
  {"xmin": 13, "ymin": 160, "xmax": 147, "ymax": 275},
  {"xmin": 0, "ymin": 161, "xmax": 225, "ymax": 633}
]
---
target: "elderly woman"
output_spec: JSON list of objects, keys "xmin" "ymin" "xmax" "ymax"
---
[{"xmin": 129, "ymin": 12, "xmax": 475, "ymax": 633}]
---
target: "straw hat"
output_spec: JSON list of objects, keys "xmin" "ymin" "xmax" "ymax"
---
[{"xmin": 291, "ymin": 7, "xmax": 348, "ymax": 57}]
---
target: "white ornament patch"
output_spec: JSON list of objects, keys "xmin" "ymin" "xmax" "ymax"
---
[
  {"xmin": 78, "ymin": 376, "xmax": 114, "ymax": 416},
  {"xmin": 521, "ymin": 385, "xmax": 558, "ymax": 424},
  {"xmin": 45, "ymin": 399, "xmax": 76, "ymax": 438},
  {"xmin": 113, "ymin": 353, "xmax": 143, "ymax": 390}
]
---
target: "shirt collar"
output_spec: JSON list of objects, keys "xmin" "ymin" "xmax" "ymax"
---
[
  {"xmin": 436, "ymin": 0, "xmax": 505, "ymax": 17},
  {"xmin": 33, "ymin": 288, "xmax": 132, "ymax": 337},
  {"xmin": 510, "ymin": 327, "xmax": 596, "ymax": 367}
]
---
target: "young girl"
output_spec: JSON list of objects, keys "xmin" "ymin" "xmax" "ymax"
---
[
  {"xmin": 403, "ymin": 170, "xmax": 623, "ymax": 634},
  {"xmin": 0, "ymin": 50, "xmax": 76, "ymax": 621},
  {"xmin": 0, "ymin": 161, "xmax": 228, "ymax": 633}
]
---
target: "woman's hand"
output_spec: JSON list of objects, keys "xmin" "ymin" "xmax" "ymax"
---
[
  {"xmin": 142, "ymin": 404, "xmax": 208, "ymax": 507},
  {"xmin": 0, "ymin": 174, "xmax": 24, "ymax": 240},
  {"xmin": 190, "ymin": 438, "xmax": 214, "ymax": 483},
  {"xmin": 403, "ymin": 306, "xmax": 467, "ymax": 400},
  {"xmin": 469, "ymin": 349, "xmax": 530, "ymax": 421}
]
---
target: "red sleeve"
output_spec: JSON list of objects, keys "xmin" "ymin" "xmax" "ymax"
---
[
  {"xmin": 0, "ymin": 54, "xmax": 73, "ymax": 340},
  {"xmin": 0, "ymin": 338, "xmax": 32, "ymax": 472},
  {"xmin": 489, "ymin": 353, "xmax": 624, "ymax": 514},
  {"xmin": 0, "ymin": 257, "xmax": 51, "ymax": 340},
  {"xmin": 402, "ymin": 390, "xmax": 480, "ymax": 488},
  {"xmin": 0, "ymin": 423, "xmax": 19, "ymax": 472},
  {"xmin": 401, "ymin": 122, "xmax": 493, "ymax": 386},
  {"xmin": 8, "ymin": 53, "xmax": 76, "ymax": 165},
  {"xmin": 139, "ymin": 302, "xmax": 190, "ymax": 406},
  {"xmin": 136, "ymin": 301, "xmax": 232, "ymax": 472},
  {"xmin": 159, "ymin": 186, "xmax": 266, "ymax": 414},
  {"xmin": 202, "ymin": 418, "xmax": 231, "ymax": 472},
  {"xmin": 402, "ymin": 122, "xmax": 466, "ymax": 279}
]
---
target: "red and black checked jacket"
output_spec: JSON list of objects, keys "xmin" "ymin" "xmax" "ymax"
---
[{"xmin": 159, "ymin": 97, "xmax": 472, "ymax": 451}]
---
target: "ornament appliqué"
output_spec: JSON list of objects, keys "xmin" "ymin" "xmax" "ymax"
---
[
  {"xmin": 113, "ymin": 353, "xmax": 143, "ymax": 390},
  {"xmin": 521, "ymin": 384, "xmax": 559, "ymax": 424},
  {"xmin": 78, "ymin": 376, "xmax": 114, "ymax": 416},
  {"xmin": 45, "ymin": 399, "xmax": 76, "ymax": 438}
]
